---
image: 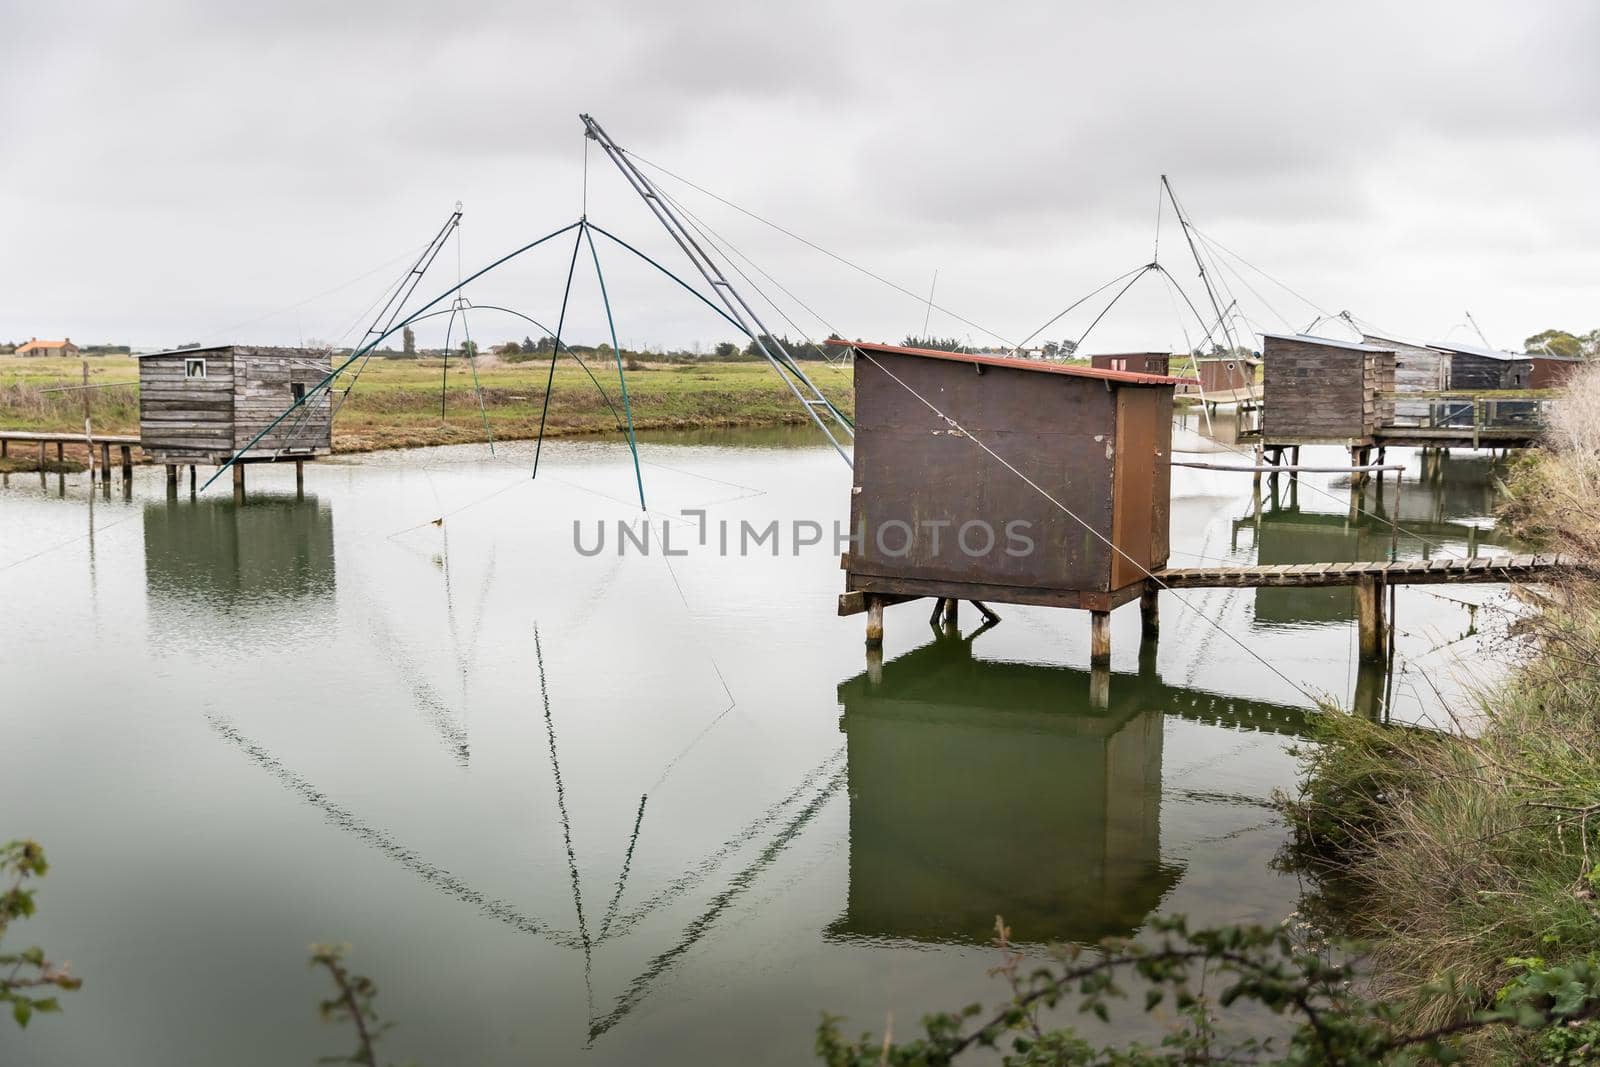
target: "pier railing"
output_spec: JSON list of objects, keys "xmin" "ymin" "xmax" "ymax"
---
[{"xmin": 1379, "ymin": 390, "xmax": 1556, "ymax": 446}]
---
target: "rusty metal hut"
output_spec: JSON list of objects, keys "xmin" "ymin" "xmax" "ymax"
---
[
  {"xmin": 138, "ymin": 345, "xmax": 332, "ymax": 496},
  {"xmin": 1192, "ymin": 354, "xmax": 1260, "ymax": 402},
  {"xmin": 838, "ymin": 340, "xmax": 1183, "ymax": 665},
  {"xmin": 1089, "ymin": 352, "xmax": 1171, "ymax": 376},
  {"xmin": 1260, "ymin": 333, "xmax": 1395, "ymax": 452},
  {"xmin": 1528, "ymin": 353, "xmax": 1582, "ymax": 389}
]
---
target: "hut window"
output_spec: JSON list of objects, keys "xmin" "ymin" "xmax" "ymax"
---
[
  {"xmin": 184, "ymin": 358, "xmax": 206, "ymax": 379},
  {"xmin": 291, "ymin": 382, "xmax": 306, "ymax": 402}
]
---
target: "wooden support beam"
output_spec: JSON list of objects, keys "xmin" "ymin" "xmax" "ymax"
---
[
  {"xmin": 1140, "ymin": 584, "xmax": 1159, "ymax": 640},
  {"xmin": 295, "ymin": 458, "xmax": 305, "ymax": 498},
  {"xmin": 1090, "ymin": 609, "xmax": 1111, "ymax": 666},
  {"xmin": 232, "ymin": 462, "xmax": 245, "ymax": 505},
  {"xmin": 1355, "ymin": 576, "xmax": 1386, "ymax": 659},
  {"xmin": 941, "ymin": 597, "xmax": 958, "ymax": 627},
  {"xmin": 120, "ymin": 445, "xmax": 132, "ymax": 482},
  {"xmin": 100, "ymin": 443, "xmax": 111, "ymax": 483},
  {"xmin": 189, "ymin": 465, "xmax": 196, "ymax": 494},
  {"xmin": 865, "ymin": 595, "xmax": 884, "ymax": 649},
  {"xmin": 54, "ymin": 441, "xmax": 63, "ymax": 462}
]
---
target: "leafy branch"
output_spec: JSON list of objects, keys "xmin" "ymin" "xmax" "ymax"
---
[
  {"xmin": 0, "ymin": 839, "xmax": 82, "ymax": 1028},
  {"xmin": 817, "ymin": 915, "xmax": 1600, "ymax": 1065},
  {"xmin": 310, "ymin": 943, "xmax": 395, "ymax": 1067}
]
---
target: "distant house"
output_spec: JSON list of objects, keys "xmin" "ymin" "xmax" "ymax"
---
[
  {"xmin": 1427, "ymin": 341, "xmax": 1533, "ymax": 391},
  {"xmin": 16, "ymin": 336, "xmax": 80, "ymax": 358}
]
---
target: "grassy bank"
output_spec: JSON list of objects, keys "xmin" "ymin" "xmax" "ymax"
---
[
  {"xmin": 1283, "ymin": 365, "xmax": 1600, "ymax": 1062},
  {"xmin": 0, "ymin": 354, "xmax": 854, "ymax": 459}
]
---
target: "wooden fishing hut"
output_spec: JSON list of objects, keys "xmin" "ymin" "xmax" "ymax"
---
[
  {"xmin": 1089, "ymin": 352, "xmax": 1171, "ymax": 376},
  {"xmin": 1428, "ymin": 340, "xmax": 1532, "ymax": 391},
  {"xmin": 138, "ymin": 345, "xmax": 332, "ymax": 501},
  {"xmin": 838, "ymin": 340, "xmax": 1183, "ymax": 669},
  {"xmin": 1260, "ymin": 333, "xmax": 1395, "ymax": 465}
]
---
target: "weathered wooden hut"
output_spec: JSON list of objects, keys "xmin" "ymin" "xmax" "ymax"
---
[
  {"xmin": 1528, "ymin": 353, "xmax": 1581, "ymax": 390},
  {"xmin": 1089, "ymin": 352, "xmax": 1171, "ymax": 376},
  {"xmin": 138, "ymin": 345, "xmax": 332, "ymax": 494},
  {"xmin": 1260, "ymin": 333, "xmax": 1395, "ymax": 447},
  {"xmin": 839, "ymin": 340, "xmax": 1182, "ymax": 663},
  {"xmin": 1427, "ymin": 341, "xmax": 1532, "ymax": 391},
  {"xmin": 1361, "ymin": 333, "xmax": 1449, "ymax": 394}
]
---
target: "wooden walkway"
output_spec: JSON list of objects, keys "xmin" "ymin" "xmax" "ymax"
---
[
  {"xmin": 0, "ymin": 429, "xmax": 141, "ymax": 481},
  {"xmin": 1152, "ymin": 553, "xmax": 1570, "ymax": 589}
]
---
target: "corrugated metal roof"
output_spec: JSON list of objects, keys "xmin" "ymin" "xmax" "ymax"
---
[
  {"xmin": 843, "ymin": 340, "xmax": 1193, "ymax": 385},
  {"xmin": 1261, "ymin": 331, "xmax": 1392, "ymax": 353},
  {"xmin": 1427, "ymin": 340, "xmax": 1533, "ymax": 362}
]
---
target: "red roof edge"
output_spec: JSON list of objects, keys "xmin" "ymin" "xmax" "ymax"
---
[{"xmin": 841, "ymin": 340, "xmax": 1194, "ymax": 386}]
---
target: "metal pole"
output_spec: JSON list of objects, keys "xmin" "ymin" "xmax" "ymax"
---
[{"xmin": 581, "ymin": 114, "xmax": 853, "ymax": 467}]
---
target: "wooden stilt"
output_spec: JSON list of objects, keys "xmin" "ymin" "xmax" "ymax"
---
[
  {"xmin": 37, "ymin": 441, "xmax": 46, "ymax": 470},
  {"xmin": 971, "ymin": 601, "xmax": 1001, "ymax": 624},
  {"xmin": 866, "ymin": 645, "xmax": 883, "ymax": 686},
  {"xmin": 941, "ymin": 597, "xmax": 958, "ymax": 628},
  {"xmin": 189, "ymin": 465, "xmax": 196, "ymax": 494},
  {"xmin": 1, "ymin": 439, "xmax": 7, "ymax": 457},
  {"xmin": 1089, "ymin": 664, "xmax": 1110, "ymax": 710},
  {"xmin": 232, "ymin": 463, "xmax": 245, "ymax": 506},
  {"xmin": 1355, "ymin": 576, "xmax": 1386, "ymax": 659},
  {"xmin": 54, "ymin": 441, "xmax": 64, "ymax": 462},
  {"xmin": 865, "ymin": 595, "xmax": 884, "ymax": 649},
  {"xmin": 1089, "ymin": 609, "xmax": 1111, "ymax": 666},
  {"xmin": 119, "ymin": 444, "xmax": 131, "ymax": 482},
  {"xmin": 1139, "ymin": 583, "xmax": 1159, "ymax": 640},
  {"xmin": 1352, "ymin": 660, "xmax": 1384, "ymax": 722},
  {"xmin": 165, "ymin": 463, "xmax": 178, "ymax": 487}
]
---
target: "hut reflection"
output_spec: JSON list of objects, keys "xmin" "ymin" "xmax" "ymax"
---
[
  {"xmin": 142, "ymin": 494, "xmax": 335, "ymax": 611},
  {"xmin": 830, "ymin": 634, "xmax": 1179, "ymax": 947}
]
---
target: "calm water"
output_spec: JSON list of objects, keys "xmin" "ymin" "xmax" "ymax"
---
[{"xmin": 0, "ymin": 418, "xmax": 1520, "ymax": 1065}]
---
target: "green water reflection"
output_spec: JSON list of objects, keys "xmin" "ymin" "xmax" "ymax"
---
[{"xmin": 832, "ymin": 628, "xmax": 1312, "ymax": 948}]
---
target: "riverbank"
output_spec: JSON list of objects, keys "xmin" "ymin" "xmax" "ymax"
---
[
  {"xmin": 1282, "ymin": 366, "xmax": 1600, "ymax": 1062},
  {"xmin": 0, "ymin": 355, "xmax": 854, "ymax": 459}
]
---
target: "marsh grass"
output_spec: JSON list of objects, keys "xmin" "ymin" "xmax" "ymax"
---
[
  {"xmin": 1284, "ymin": 363, "xmax": 1600, "ymax": 1059},
  {"xmin": 0, "ymin": 355, "xmax": 855, "ymax": 456}
]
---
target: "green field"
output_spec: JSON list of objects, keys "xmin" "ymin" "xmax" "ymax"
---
[{"xmin": 0, "ymin": 354, "xmax": 855, "ymax": 461}]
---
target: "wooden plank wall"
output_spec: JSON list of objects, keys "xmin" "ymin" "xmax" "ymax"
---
[
  {"xmin": 1451, "ymin": 353, "xmax": 1532, "ymax": 391},
  {"xmin": 1262, "ymin": 338, "xmax": 1384, "ymax": 442},
  {"xmin": 232, "ymin": 347, "xmax": 333, "ymax": 453},
  {"xmin": 139, "ymin": 352, "xmax": 236, "ymax": 461},
  {"xmin": 1364, "ymin": 335, "xmax": 1448, "ymax": 421}
]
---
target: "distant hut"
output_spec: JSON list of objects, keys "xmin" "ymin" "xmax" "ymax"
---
[
  {"xmin": 839, "ymin": 340, "xmax": 1182, "ymax": 662},
  {"xmin": 1360, "ymin": 332, "xmax": 1450, "ymax": 422},
  {"xmin": 1190, "ymin": 354, "xmax": 1261, "ymax": 405},
  {"xmin": 138, "ymin": 345, "xmax": 332, "ymax": 490},
  {"xmin": 1361, "ymin": 333, "xmax": 1450, "ymax": 394},
  {"xmin": 1528, "ymin": 353, "xmax": 1582, "ymax": 390},
  {"xmin": 1427, "ymin": 340, "xmax": 1532, "ymax": 390},
  {"xmin": 1089, "ymin": 352, "xmax": 1171, "ymax": 376},
  {"xmin": 1260, "ymin": 333, "xmax": 1395, "ymax": 447}
]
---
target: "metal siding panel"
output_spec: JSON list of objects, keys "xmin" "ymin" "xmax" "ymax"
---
[{"xmin": 851, "ymin": 351, "xmax": 1117, "ymax": 594}]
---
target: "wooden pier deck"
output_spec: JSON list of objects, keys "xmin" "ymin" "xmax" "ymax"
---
[
  {"xmin": 1151, "ymin": 553, "xmax": 1568, "ymax": 589},
  {"xmin": 0, "ymin": 428, "xmax": 141, "ymax": 482}
]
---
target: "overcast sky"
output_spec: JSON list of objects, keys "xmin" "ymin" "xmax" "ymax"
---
[{"xmin": 3, "ymin": 0, "xmax": 1595, "ymax": 355}]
